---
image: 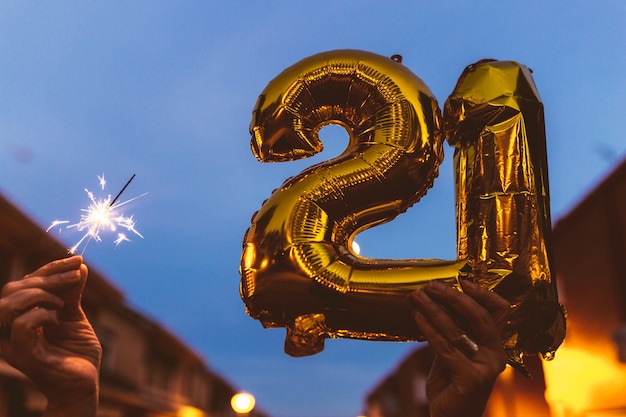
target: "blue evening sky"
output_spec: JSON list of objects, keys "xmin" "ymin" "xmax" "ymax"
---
[{"xmin": 1, "ymin": 2, "xmax": 624, "ymax": 416}]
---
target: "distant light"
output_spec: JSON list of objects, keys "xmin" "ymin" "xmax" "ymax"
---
[
  {"xmin": 231, "ymin": 392, "xmax": 256, "ymax": 414},
  {"xmin": 178, "ymin": 405, "xmax": 205, "ymax": 417},
  {"xmin": 352, "ymin": 240, "xmax": 361, "ymax": 255}
]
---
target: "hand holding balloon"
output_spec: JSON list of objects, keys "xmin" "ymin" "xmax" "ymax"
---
[{"xmin": 409, "ymin": 279, "xmax": 509, "ymax": 417}]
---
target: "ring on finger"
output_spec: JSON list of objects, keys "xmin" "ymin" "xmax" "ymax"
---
[{"xmin": 453, "ymin": 333, "xmax": 479, "ymax": 357}]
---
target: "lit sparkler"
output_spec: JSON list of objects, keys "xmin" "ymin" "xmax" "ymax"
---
[{"xmin": 47, "ymin": 174, "xmax": 147, "ymax": 255}]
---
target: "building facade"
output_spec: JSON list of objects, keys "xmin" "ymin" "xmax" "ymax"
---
[{"xmin": 0, "ymin": 193, "xmax": 268, "ymax": 417}]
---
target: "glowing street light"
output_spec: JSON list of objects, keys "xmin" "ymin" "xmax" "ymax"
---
[{"xmin": 231, "ymin": 392, "xmax": 255, "ymax": 414}]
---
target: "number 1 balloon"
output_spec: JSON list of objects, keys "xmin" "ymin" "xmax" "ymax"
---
[{"xmin": 240, "ymin": 50, "xmax": 565, "ymax": 371}]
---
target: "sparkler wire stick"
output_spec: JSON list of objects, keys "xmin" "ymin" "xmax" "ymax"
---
[{"xmin": 110, "ymin": 174, "xmax": 136, "ymax": 207}]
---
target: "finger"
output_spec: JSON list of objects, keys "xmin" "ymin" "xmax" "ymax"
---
[
  {"xmin": 411, "ymin": 300, "xmax": 469, "ymax": 361},
  {"xmin": 409, "ymin": 289, "xmax": 472, "ymax": 353},
  {"xmin": 1, "ymin": 268, "xmax": 82, "ymax": 298},
  {"xmin": 23, "ymin": 256, "xmax": 83, "ymax": 280},
  {"xmin": 459, "ymin": 279, "xmax": 510, "ymax": 314},
  {"xmin": 12, "ymin": 307, "xmax": 59, "ymax": 338},
  {"xmin": 459, "ymin": 279, "xmax": 511, "ymax": 328},
  {"xmin": 0, "ymin": 288, "xmax": 64, "ymax": 323},
  {"xmin": 409, "ymin": 291, "xmax": 476, "ymax": 366},
  {"xmin": 57, "ymin": 263, "xmax": 88, "ymax": 321},
  {"xmin": 423, "ymin": 281, "xmax": 500, "ymax": 344},
  {"xmin": 3, "ymin": 308, "xmax": 59, "ymax": 370}
]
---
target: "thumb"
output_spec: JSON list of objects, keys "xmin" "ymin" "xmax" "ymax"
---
[{"xmin": 57, "ymin": 263, "xmax": 88, "ymax": 321}]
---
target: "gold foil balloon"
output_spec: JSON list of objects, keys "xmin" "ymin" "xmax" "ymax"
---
[
  {"xmin": 241, "ymin": 49, "xmax": 464, "ymax": 356},
  {"xmin": 240, "ymin": 50, "xmax": 565, "ymax": 369},
  {"xmin": 444, "ymin": 59, "xmax": 565, "ymax": 369}
]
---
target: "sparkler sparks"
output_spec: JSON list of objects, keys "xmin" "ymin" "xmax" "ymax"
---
[
  {"xmin": 98, "ymin": 174, "xmax": 106, "ymax": 190},
  {"xmin": 47, "ymin": 174, "xmax": 147, "ymax": 255}
]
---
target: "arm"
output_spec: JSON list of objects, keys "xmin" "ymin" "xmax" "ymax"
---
[
  {"xmin": 0, "ymin": 256, "xmax": 101, "ymax": 417},
  {"xmin": 408, "ymin": 279, "xmax": 510, "ymax": 417}
]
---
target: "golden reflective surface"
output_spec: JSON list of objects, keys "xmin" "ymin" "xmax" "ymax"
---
[
  {"xmin": 240, "ymin": 51, "xmax": 565, "ymax": 367},
  {"xmin": 444, "ymin": 59, "xmax": 565, "ymax": 368}
]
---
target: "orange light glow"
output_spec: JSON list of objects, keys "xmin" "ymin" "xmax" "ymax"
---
[
  {"xmin": 177, "ymin": 405, "xmax": 205, "ymax": 417},
  {"xmin": 543, "ymin": 343, "xmax": 626, "ymax": 415}
]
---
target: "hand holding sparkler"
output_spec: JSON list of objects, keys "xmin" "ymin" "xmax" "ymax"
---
[{"xmin": 0, "ymin": 256, "xmax": 101, "ymax": 417}]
